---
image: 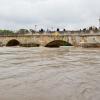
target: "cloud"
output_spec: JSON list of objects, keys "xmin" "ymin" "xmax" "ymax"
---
[{"xmin": 0, "ymin": 0, "xmax": 99, "ymax": 30}]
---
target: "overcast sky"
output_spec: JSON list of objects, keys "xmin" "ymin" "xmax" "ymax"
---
[{"xmin": 0, "ymin": 0, "xmax": 100, "ymax": 30}]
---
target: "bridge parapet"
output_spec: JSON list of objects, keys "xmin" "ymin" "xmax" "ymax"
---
[{"xmin": 0, "ymin": 33, "xmax": 100, "ymax": 47}]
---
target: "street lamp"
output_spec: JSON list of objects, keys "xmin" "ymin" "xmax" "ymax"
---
[
  {"xmin": 35, "ymin": 25, "xmax": 37, "ymax": 32},
  {"xmin": 51, "ymin": 27, "xmax": 54, "ymax": 32},
  {"xmin": 99, "ymin": 17, "xmax": 100, "ymax": 29}
]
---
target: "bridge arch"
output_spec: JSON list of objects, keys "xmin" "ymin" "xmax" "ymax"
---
[
  {"xmin": 45, "ymin": 40, "xmax": 73, "ymax": 48},
  {"xmin": 6, "ymin": 39, "xmax": 20, "ymax": 46}
]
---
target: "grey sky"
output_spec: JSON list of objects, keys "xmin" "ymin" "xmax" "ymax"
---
[{"xmin": 0, "ymin": 0, "xmax": 100, "ymax": 30}]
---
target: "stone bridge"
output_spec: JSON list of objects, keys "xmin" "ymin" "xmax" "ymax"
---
[{"xmin": 0, "ymin": 33, "xmax": 100, "ymax": 47}]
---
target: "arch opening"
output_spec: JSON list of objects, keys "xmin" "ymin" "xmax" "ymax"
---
[
  {"xmin": 6, "ymin": 39, "xmax": 20, "ymax": 46},
  {"xmin": 45, "ymin": 40, "xmax": 73, "ymax": 48}
]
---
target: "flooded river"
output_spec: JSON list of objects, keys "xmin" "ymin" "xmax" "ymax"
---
[{"xmin": 0, "ymin": 47, "xmax": 100, "ymax": 100}]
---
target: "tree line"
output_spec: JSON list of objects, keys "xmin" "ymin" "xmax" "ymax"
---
[
  {"xmin": 0, "ymin": 26, "xmax": 99, "ymax": 35},
  {"xmin": 0, "ymin": 30, "xmax": 15, "ymax": 35}
]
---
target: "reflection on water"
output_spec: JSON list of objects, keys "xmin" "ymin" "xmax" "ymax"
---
[{"xmin": 0, "ymin": 47, "xmax": 100, "ymax": 100}]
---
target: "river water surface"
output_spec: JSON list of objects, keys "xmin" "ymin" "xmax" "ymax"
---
[{"xmin": 0, "ymin": 47, "xmax": 100, "ymax": 100}]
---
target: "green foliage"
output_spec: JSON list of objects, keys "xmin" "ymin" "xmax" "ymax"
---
[
  {"xmin": 17, "ymin": 29, "xmax": 29, "ymax": 34},
  {"xmin": 0, "ymin": 30, "xmax": 15, "ymax": 35}
]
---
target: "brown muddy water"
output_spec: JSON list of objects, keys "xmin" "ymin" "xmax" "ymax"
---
[{"xmin": 0, "ymin": 47, "xmax": 100, "ymax": 100}]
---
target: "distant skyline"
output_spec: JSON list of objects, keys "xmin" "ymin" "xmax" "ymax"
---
[{"xmin": 0, "ymin": 0, "xmax": 100, "ymax": 30}]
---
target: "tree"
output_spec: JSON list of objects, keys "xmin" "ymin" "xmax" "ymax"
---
[
  {"xmin": 83, "ymin": 28, "xmax": 86, "ymax": 32},
  {"xmin": 29, "ymin": 29, "xmax": 35, "ymax": 34},
  {"xmin": 0, "ymin": 30, "xmax": 15, "ymax": 35},
  {"xmin": 63, "ymin": 29, "xmax": 66, "ymax": 32},
  {"xmin": 17, "ymin": 29, "xmax": 29, "ymax": 34},
  {"xmin": 89, "ymin": 27, "xmax": 93, "ymax": 31},
  {"xmin": 93, "ymin": 27, "xmax": 98, "ymax": 32},
  {"xmin": 57, "ymin": 28, "xmax": 60, "ymax": 32},
  {"xmin": 39, "ymin": 29, "xmax": 44, "ymax": 33}
]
